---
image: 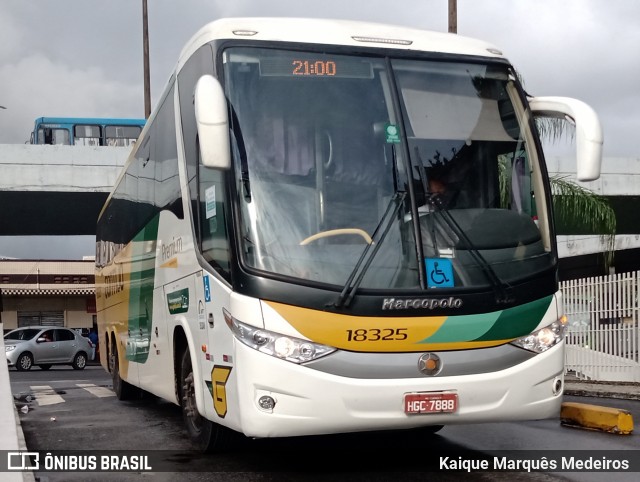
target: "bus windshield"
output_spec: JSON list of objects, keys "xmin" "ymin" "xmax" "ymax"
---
[{"xmin": 223, "ymin": 47, "xmax": 552, "ymax": 292}]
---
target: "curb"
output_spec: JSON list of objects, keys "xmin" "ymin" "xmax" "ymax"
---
[
  {"xmin": 563, "ymin": 380, "xmax": 640, "ymax": 401},
  {"xmin": 564, "ymin": 387, "xmax": 640, "ymax": 401},
  {"xmin": 560, "ymin": 401, "xmax": 634, "ymax": 434}
]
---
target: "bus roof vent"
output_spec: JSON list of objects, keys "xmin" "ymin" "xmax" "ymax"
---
[{"xmin": 352, "ymin": 36, "xmax": 412, "ymax": 46}]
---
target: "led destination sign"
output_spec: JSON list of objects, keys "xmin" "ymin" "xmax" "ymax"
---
[{"xmin": 259, "ymin": 56, "xmax": 373, "ymax": 78}]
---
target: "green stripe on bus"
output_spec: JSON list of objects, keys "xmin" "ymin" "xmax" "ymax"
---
[
  {"xmin": 421, "ymin": 295, "xmax": 553, "ymax": 343},
  {"xmin": 126, "ymin": 214, "xmax": 160, "ymax": 363},
  {"xmin": 474, "ymin": 295, "xmax": 553, "ymax": 341}
]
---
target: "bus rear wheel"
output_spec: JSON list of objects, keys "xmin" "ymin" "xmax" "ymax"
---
[
  {"xmin": 110, "ymin": 340, "xmax": 137, "ymax": 400},
  {"xmin": 180, "ymin": 349, "xmax": 234, "ymax": 453}
]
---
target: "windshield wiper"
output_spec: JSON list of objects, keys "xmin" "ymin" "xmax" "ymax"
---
[
  {"xmin": 229, "ymin": 106, "xmax": 251, "ymax": 201},
  {"xmin": 427, "ymin": 193, "xmax": 513, "ymax": 304},
  {"xmin": 332, "ymin": 191, "xmax": 406, "ymax": 309},
  {"xmin": 411, "ymin": 146, "xmax": 512, "ymax": 304}
]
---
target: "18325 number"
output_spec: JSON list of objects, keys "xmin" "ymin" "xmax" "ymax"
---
[{"xmin": 346, "ymin": 328, "xmax": 408, "ymax": 342}]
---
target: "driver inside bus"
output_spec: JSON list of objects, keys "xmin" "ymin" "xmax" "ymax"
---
[{"xmin": 426, "ymin": 165, "xmax": 456, "ymax": 208}]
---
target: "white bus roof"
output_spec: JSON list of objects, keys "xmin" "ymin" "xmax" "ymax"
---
[{"xmin": 177, "ymin": 17, "xmax": 506, "ymax": 72}]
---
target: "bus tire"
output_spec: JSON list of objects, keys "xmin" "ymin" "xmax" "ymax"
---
[
  {"xmin": 180, "ymin": 349, "xmax": 234, "ymax": 453},
  {"xmin": 111, "ymin": 341, "xmax": 137, "ymax": 400}
]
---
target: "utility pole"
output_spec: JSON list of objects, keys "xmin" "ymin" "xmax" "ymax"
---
[
  {"xmin": 448, "ymin": 0, "xmax": 457, "ymax": 33},
  {"xmin": 142, "ymin": 0, "xmax": 151, "ymax": 119}
]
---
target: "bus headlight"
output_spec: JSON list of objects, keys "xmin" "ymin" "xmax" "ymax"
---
[
  {"xmin": 510, "ymin": 316, "xmax": 568, "ymax": 354},
  {"xmin": 224, "ymin": 310, "xmax": 336, "ymax": 363}
]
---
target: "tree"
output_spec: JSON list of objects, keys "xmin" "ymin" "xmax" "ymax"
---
[
  {"xmin": 446, "ymin": 4, "xmax": 616, "ymax": 272},
  {"xmin": 537, "ymin": 118, "xmax": 617, "ymax": 270}
]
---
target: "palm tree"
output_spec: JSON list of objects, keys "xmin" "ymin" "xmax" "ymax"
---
[
  {"xmin": 537, "ymin": 117, "xmax": 617, "ymax": 270},
  {"xmin": 447, "ymin": 5, "xmax": 616, "ymax": 272},
  {"xmin": 550, "ymin": 174, "xmax": 616, "ymax": 269}
]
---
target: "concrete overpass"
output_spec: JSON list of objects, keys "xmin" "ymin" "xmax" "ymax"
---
[
  {"xmin": 1, "ymin": 144, "xmax": 639, "ymax": 278},
  {"xmin": 0, "ymin": 144, "xmax": 129, "ymax": 236},
  {"xmin": 545, "ymin": 155, "xmax": 640, "ymax": 278}
]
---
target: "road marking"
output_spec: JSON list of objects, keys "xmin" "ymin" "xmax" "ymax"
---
[
  {"xmin": 30, "ymin": 385, "xmax": 65, "ymax": 406},
  {"xmin": 77, "ymin": 383, "xmax": 115, "ymax": 398},
  {"xmin": 29, "ymin": 383, "xmax": 115, "ymax": 405}
]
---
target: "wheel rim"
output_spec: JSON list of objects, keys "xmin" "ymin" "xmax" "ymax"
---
[
  {"xmin": 77, "ymin": 354, "xmax": 86, "ymax": 368},
  {"xmin": 20, "ymin": 355, "xmax": 32, "ymax": 370}
]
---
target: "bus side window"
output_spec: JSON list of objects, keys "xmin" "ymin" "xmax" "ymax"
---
[
  {"xmin": 106, "ymin": 125, "xmax": 142, "ymax": 147},
  {"xmin": 74, "ymin": 124, "xmax": 102, "ymax": 146},
  {"xmin": 178, "ymin": 44, "xmax": 232, "ymax": 282}
]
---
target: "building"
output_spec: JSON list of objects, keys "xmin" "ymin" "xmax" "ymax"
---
[{"xmin": 0, "ymin": 258, "xmax": 95, "ymax": 333}]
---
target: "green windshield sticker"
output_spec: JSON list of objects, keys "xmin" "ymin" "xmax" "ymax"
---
[
  {"xmin": 384, "ymin": 123, "xmax": 400, "ymax": 143},
  {"xmin": 167, "ymin": 288, "xmax": 190, "ymax": 314}
]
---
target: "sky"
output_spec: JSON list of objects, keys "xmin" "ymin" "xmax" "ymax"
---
[{"xmin": 0, "ymin": 0, "xmax": 639, "ymax": 258}]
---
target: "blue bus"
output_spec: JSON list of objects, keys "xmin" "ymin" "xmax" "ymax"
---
[{"xmin": 30, "ymin": 117, "xmax": 146, "ymax": 147}]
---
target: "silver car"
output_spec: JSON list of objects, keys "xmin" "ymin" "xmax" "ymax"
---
[{"xmin": 4, "ymin": 326, "xmax": 93, "ymax": 371}]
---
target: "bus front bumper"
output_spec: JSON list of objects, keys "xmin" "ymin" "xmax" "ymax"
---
[{"xmin": 226, "ymin": 342, "xmax": 565, "ymax": 438}]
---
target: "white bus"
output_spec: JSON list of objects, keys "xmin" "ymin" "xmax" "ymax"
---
[{"xmin": 95, "ymin": 17, "xmax": 603, "ymax": 451}]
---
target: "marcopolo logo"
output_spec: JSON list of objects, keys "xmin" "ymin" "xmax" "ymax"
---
[{"xmin": 382, "ymin": 297, "xmax": 463, "ymax": 310}]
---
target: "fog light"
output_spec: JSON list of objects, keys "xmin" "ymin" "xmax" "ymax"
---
[
  {"xmin": 258, "ymin": 395, "xmax": 276, "ymax": 410},
  {"xmin": 552, "ymin": 377, "xmax": 563, "ymax": 395}
]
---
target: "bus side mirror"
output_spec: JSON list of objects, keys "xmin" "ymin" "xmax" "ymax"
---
[
  {"xmin": 529, "ymin": 96, "xmax": 603, "ymax": 182},
  {"xmin": 194, "ymin": 75, "xmax": 231, "ymax": 170}
]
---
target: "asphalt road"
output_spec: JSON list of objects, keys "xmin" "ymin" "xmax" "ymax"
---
[{"xmin": 8, "ymin": 366, "xmax": 640, "ymax": 482}]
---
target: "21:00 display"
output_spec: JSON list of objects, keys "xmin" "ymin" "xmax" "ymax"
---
[{"xmin": 292, "ymin": 60, "xmax": 337, "ymax": 76}]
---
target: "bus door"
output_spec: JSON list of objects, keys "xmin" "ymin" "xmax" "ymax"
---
[{"xmin": 37, "ymin": 126, "xmax": 70, "ymax": 145}]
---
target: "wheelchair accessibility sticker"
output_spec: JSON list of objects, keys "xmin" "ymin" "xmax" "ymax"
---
[{"xmin": 426, "ymin": 258, "xmax": 454, "ymax": 288}]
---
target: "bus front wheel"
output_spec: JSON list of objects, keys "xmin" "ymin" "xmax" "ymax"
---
[{"xmin": 180, "ymin": 349, "xmax": 234, "ymax": 453}]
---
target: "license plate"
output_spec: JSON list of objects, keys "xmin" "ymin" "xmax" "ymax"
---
[{"xmin": 404, "ymin": 392, "xmax": 458, "ymax": 414}]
